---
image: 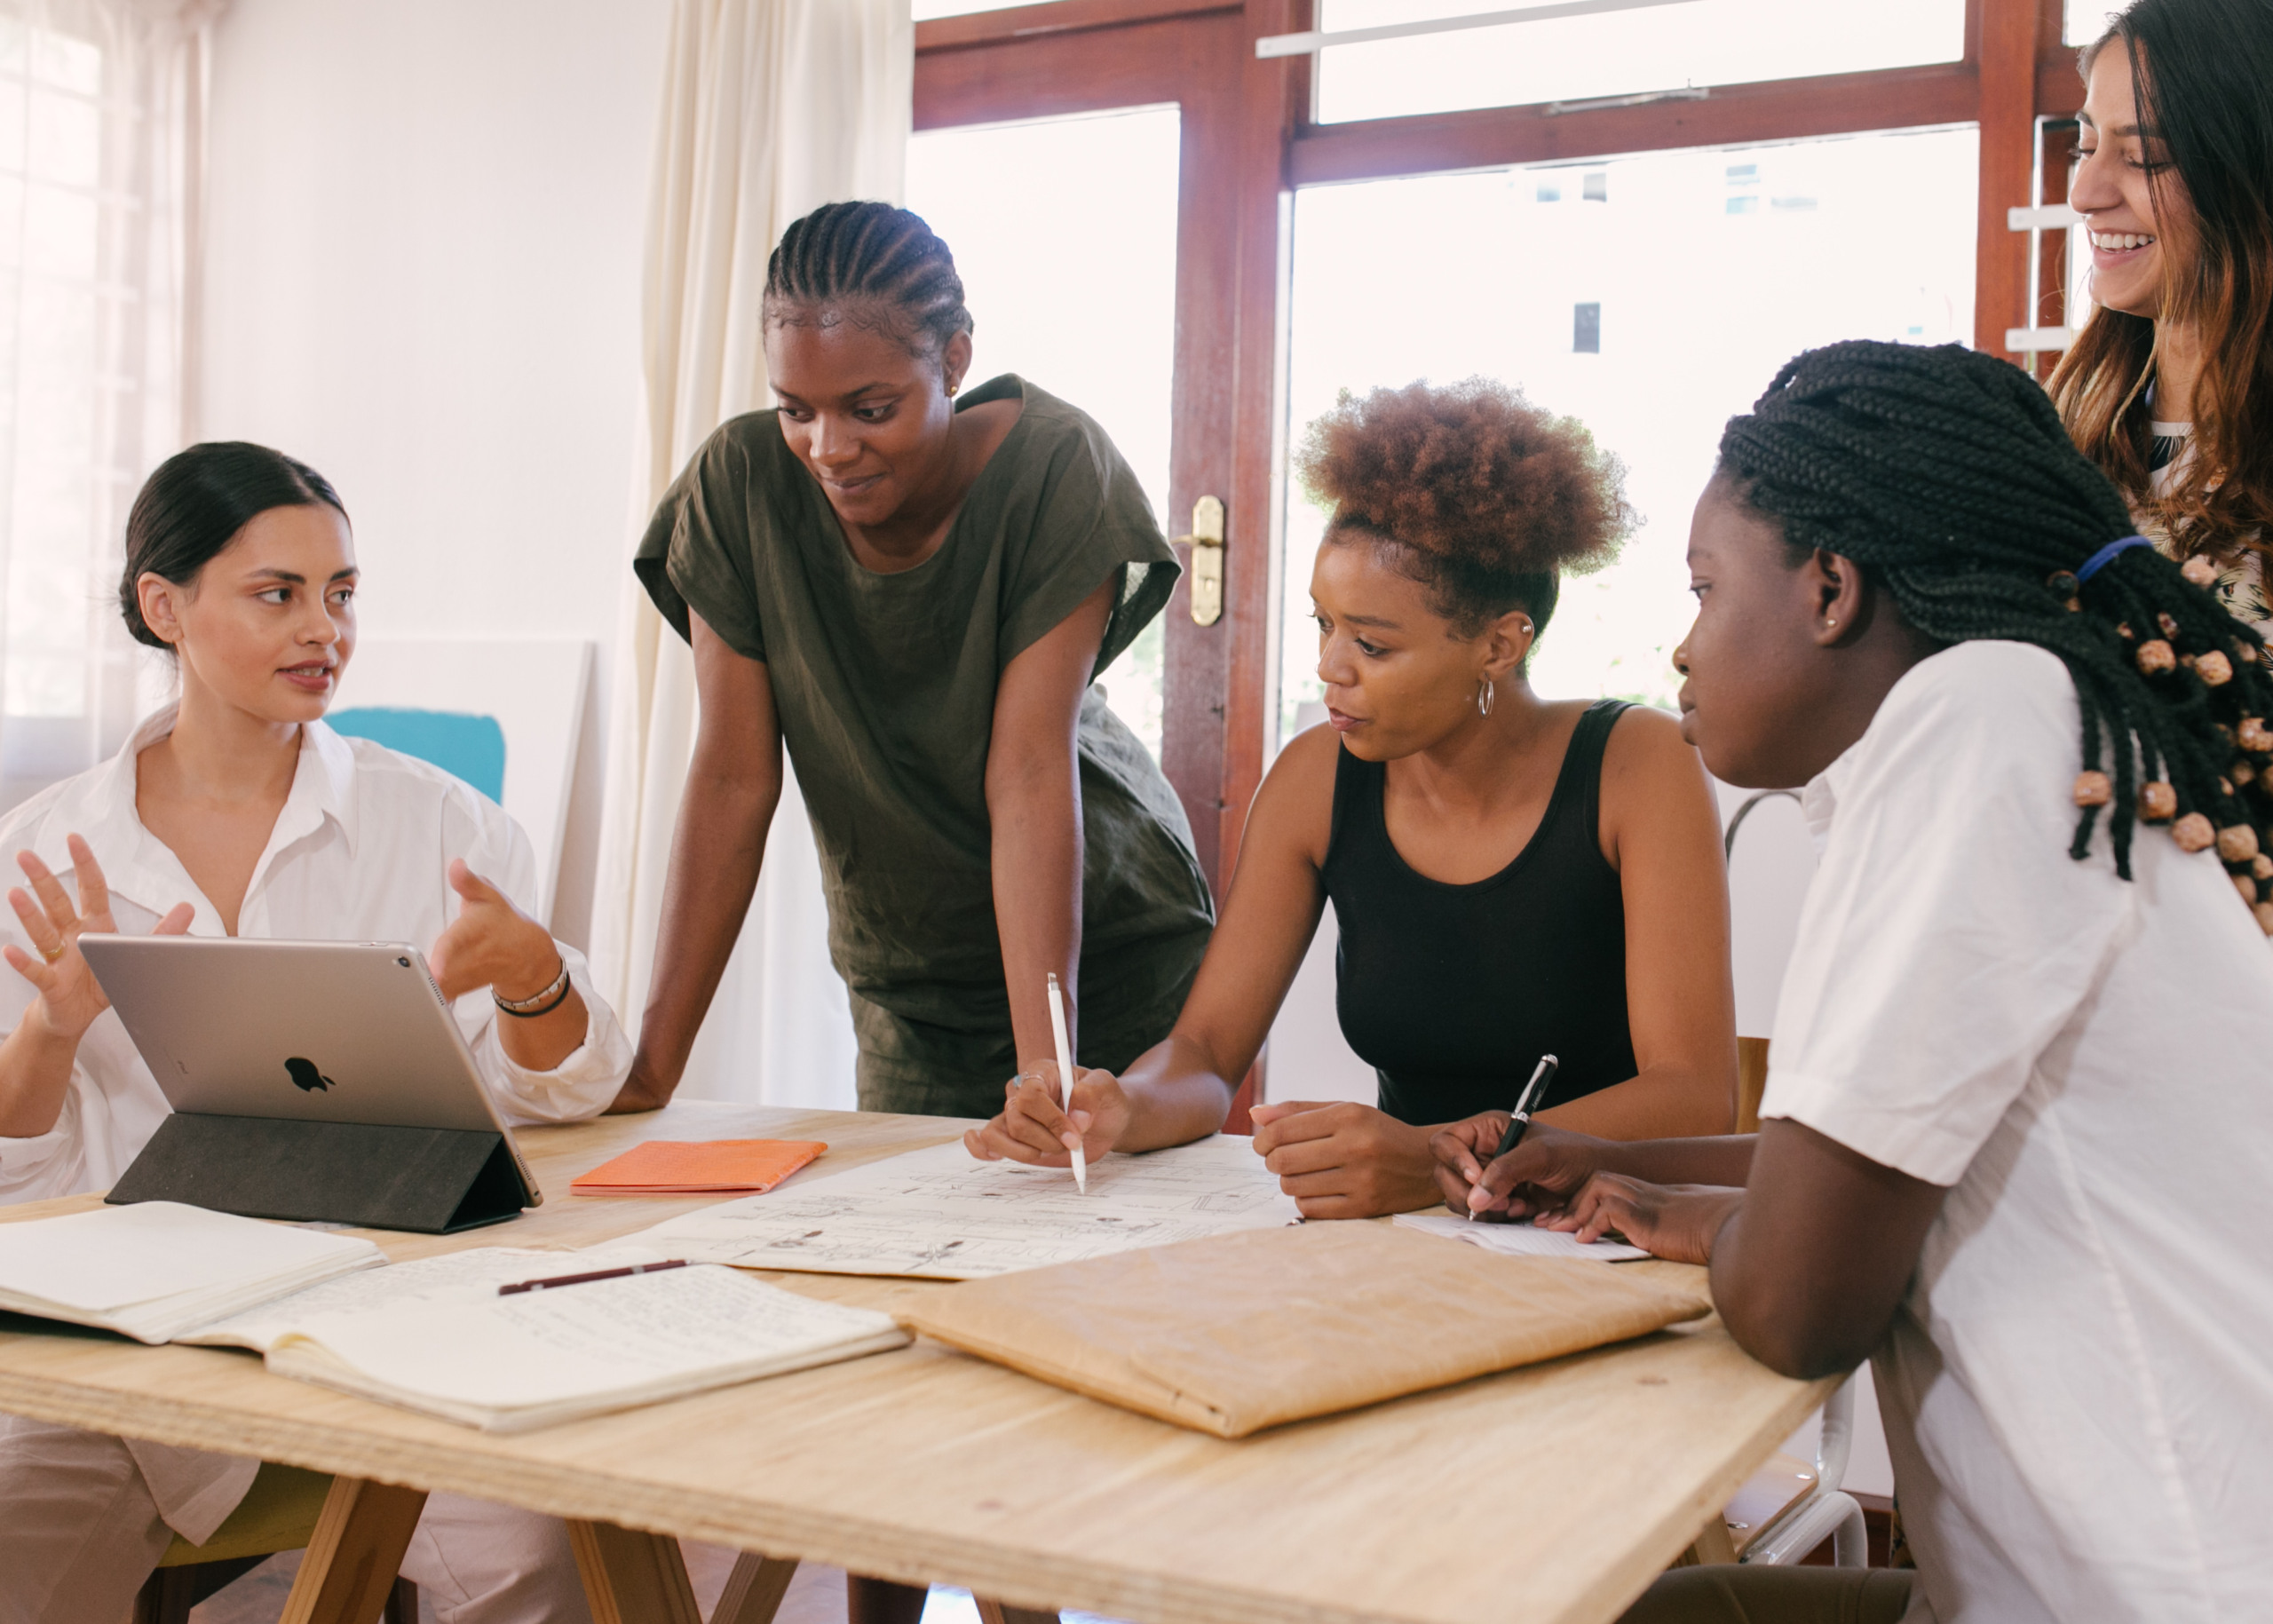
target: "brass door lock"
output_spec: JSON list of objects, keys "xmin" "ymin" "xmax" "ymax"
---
[{"xmin": 1176, "ymin": 495, "xmax": 1225, "ymax": 627}]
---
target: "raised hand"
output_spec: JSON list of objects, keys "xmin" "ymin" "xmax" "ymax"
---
[
  {"xmin": 426, "ymin": 859, "xmax": 560, "ymax": 1004},
  {"xmin": 4, "ymin": 836, "xmax": 193, "ymax": 1041},
  {"xmin": 964, "ymin": 1059, "xmax": 1133, "ymax": 1166}
]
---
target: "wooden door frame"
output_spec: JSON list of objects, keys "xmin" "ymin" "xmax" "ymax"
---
[
  {"xmin": 919, "ymin": 0, "xmax": 2086, "ymax": 892},
  {"xmin": 915, "ymin": 0, "xmax": 1303, "ymax": 902},
  {"xmin": 916, "ymin": 0, "xmax": 2079, "ymax": 1124}
]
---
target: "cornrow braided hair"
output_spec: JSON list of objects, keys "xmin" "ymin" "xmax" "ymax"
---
[
  {"xmin": 1722, "ymin": 340, "xmax": 2273, "ymax": 925},
  {"xmin": 764, "ymin": 201, "xmax": 974, "ymax": 358}
]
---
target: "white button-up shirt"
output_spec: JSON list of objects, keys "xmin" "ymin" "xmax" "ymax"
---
[
  {"xmin": 1762, "ymin": 640, "xmax": 2273, "ymax": 1624},
  {"xmin": 0, "ymin": 706, "xmax": 631, "ymax": 1202}
]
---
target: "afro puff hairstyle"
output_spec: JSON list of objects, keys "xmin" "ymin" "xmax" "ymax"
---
[{"xmin": 1295, "ymin": 376, "xmax": 1634, "ymax": 635}]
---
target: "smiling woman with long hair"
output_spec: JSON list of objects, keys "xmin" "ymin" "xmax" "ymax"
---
[{"xmin": 2051, "ymin": 0, "xmax": 2273, "ymax": 635}]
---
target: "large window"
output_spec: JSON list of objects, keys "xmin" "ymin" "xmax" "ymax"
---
[
  {"xmin": 914, "ymin": 0, "xmax": 2080, "ymax": 1116},
  {"xmin": 0, "ymin": 20, "xmax": 110, "ymax": 796},
  {"xmin": 0, "ymin": 4, "xmax": 197, "ymax": 810},
  {"xmin": 1312, "ymin": 0, "xmax": 1969, "ymax": 124},
  {"xmin": 906, "ymin": 106, "xmax": 1181, "ymax": 760},
  {"xmin": 1278, "ymin": 127, "xmax": 1980, "ymax": 733}
]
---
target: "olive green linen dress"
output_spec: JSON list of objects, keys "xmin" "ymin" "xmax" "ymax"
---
[{"xmin": 635, "ymin": 375, "xmax": 1216, "ymax": 1116}]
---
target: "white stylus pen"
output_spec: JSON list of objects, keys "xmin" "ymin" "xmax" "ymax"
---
[{"xmin": 1047, "ymin": 972, "xmax": 1087, "ymax": 1195}]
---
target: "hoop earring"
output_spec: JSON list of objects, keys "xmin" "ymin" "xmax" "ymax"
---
[{"xmin": 1477, "ymin": 678, "xmax": 1494, "ymax": 717}]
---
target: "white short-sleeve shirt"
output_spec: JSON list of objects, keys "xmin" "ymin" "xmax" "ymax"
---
[
  {"xmin": 0, "ymin": 706, "xmax": 633, "ymax": 1202},
  {"xmin": 1762, "ymin": 640, "xmax": 2273, "ymax": 1624}
]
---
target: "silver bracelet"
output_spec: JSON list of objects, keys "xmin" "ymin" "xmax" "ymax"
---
[{"xmin": 494, "ymin": 957, "xmax": 570, "ymax": 1018}]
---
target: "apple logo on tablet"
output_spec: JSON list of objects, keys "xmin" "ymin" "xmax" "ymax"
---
[{"xmin": 285, "ymin": 1058, "xmax": 336, "ymax": 1093}]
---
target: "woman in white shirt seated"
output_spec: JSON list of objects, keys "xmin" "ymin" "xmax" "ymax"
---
[
  {"xmin": 0, "ymin": 442, "xmax": 630, "ymax": 1624},
  {"xmin": 1450, "ymin": 340, "xmax": 2273, "ymax": 1623}
]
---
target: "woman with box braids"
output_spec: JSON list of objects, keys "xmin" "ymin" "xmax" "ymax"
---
[{"xmin": 1720, "ymin": 338, "xmax": 2273, "ymax": 923}]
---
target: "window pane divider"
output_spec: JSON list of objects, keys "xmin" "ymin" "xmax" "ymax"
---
[{"xmin": 1256, "ymin": 0, "xmax": 1700, "ymax": 59}]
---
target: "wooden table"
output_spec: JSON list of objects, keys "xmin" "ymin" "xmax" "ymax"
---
[{"xmin": 0, "ymin": 1103, "xmax": 1830, "ymax": 1624}]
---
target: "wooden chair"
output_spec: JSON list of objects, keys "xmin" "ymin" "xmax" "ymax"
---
[{"xmin": 131, "ymin": 1462, "xmax": 417, "ymax": 1624}]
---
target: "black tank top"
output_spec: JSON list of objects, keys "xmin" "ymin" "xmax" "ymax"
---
[{"xmin": 1321, "ymin": 700, "xmax": 1637, "ymax": 1126}]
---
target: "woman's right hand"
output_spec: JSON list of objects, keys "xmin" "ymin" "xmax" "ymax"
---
[
  {"xmin": 1430, "ymin": 1119, "xmax": 1623, "ymax": 1221},
  {"xmin": 964, "ymin": 1060, "xmax": 1132, "ymax": 1166},
  {"xmin": 4, "ymin": 836, "xmax": 194, "ymax": 1042}
]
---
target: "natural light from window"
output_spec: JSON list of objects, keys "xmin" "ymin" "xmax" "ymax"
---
[
  {"xmin": 2067, "ymin": 0, "xmax": 2119, "ymax": 44},
  {"xmin": 906, "ymin": 106, "xmax": 1180, "ymax": 764},
  {"xmin": 1313, "ymin": 0, "xmax": 1968, "ymax": 123},
  {"xmin": 1278, "ymin": 126, "xmax": 1980, "ymax": 742},
  {"xmin": 0, "ymin": 19, "xmax": 107, "ymax": 796}
]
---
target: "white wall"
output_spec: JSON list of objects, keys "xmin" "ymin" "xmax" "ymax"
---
[{"xmin": 197, "ymin": 0, "xmax": 674, "ymax": 946}]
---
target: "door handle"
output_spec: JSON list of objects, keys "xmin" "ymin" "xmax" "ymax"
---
[{"xmin": 1174, "ymin": 495, "xmax": 1225, "ymax": 627}]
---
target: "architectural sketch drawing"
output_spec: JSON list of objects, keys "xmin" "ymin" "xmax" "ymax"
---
[{"xmin": 622, "ymin": 1136, "xmax": 1301, "ymax": 1279}]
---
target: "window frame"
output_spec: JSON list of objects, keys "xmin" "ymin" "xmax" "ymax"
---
[{"xmin": 915, "ymin": 0, "xmax": 2079, "ymax": 891}]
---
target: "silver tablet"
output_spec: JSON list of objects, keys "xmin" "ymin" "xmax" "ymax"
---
[{"xmin": 78, "ymin": 935, "xmax": 542, "ymax": 1203}]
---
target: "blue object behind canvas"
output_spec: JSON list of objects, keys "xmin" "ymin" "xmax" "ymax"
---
[{"xmin": 327, "ymin": 708, "xmax": 507, "ymax": 802}]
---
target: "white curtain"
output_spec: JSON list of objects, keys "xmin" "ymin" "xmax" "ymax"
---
[
  {"xmin": 0, "ymin": 0, "xmax": 218, "ymax": 811},
  {"xmin": 590, "ymin": 0, "xmax": 912, "ymax": 1107}
]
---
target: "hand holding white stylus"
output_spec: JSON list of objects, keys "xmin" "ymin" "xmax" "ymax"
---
[{"xmin": 1047, "ymin": 972, "xmax": 1087, "ymax": 1195}]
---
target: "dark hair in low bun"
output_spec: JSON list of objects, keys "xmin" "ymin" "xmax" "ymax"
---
[
  {"xmin": 1296, "ymin": 376, "xmax": 1634, "ymax": 635},
  {"xmin": 120, "ymin": 442, "xmax": 348, "ymax": 650}
]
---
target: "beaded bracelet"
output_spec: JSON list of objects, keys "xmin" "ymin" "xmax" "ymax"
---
[{"xmin": 494, "ymin": 957, "xmax": 572, "ymax": 1018}]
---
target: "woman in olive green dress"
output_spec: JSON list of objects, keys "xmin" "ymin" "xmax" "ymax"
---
[{"xmin": 620, "ymin": 200, "xmax": 1212, "ymax": 1124}]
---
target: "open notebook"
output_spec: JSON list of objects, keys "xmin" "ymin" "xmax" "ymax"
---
[
  {"xmin": 181, "ymin": 1244, "xmax": 673, "ymax": 1351},
  {"xmin": 0, "ymin": 1202, "xmax": 382, "ymax": 1344},
  {"xmin": 263, "ymin": 1263, "xmax": 908, "ymax": 1431}
]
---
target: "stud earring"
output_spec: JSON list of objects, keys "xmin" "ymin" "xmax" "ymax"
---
[
  {"xmin": 945, "ymin": 380, "xmax": 959, "ymax": 399},
  {"xmin": 1825, "ymin": 617, "xmax": 1839, "ymax": 630}
]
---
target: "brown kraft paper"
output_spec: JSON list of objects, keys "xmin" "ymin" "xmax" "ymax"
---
[{"xmin": 896, "ymin": 1220, "xmax": 1711, "ymax": 1438}]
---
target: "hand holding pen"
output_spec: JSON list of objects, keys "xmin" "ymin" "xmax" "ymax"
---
[{"xmin": 1422, "ymin": 1055, "xmax": 1566, "ymax": 1220}]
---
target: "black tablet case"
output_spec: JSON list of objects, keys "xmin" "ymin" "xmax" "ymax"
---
[{"xmin": 106, "ymin": 1114, "xmax": 529, "ymax": 1234}]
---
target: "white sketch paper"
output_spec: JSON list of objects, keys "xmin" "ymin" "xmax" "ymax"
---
[
  {"xmin": 620, "ymin": 1136, "xmax": 1302, "ymax": 1279},
  {"xmin": 1393, "ymin": 1210, "xmax": 1649, "ymax": 1262}
]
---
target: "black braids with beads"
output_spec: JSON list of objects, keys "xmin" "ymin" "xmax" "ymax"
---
[
  {"xmin": 1720, "ymin": 341, "xmax": 2273, "ymax": 907},
  {"xmin": 764, "ymin": 200, "xmax": 975, "ymax": 357}
]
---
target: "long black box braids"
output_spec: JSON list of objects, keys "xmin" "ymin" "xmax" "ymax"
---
[{"xmin": 1721, "ymin": 339, "xmax": 2273, "ymax": 922}]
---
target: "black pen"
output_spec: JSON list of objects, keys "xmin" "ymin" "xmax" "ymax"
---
[{"xmin": 1469, "ymin": 1055, "xmax": 1559, "ymax": 1220}]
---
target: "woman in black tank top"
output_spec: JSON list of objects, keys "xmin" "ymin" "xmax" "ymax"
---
[
  {"xmin": 1327, "ymin": 697, "xmax": 1638, "ymax": 1126},
  {"xmin": 966, "ymin": 380, "xmax": 1738, "ymax": 1217}
]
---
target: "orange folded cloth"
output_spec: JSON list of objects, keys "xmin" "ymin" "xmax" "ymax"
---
[
  {"xmin": 898, "ymin": 1221, "xmax": 1710, "ymax": 1438},
  {"xmin": 570, "ymin": 1139, "xmax": 827, "ymax": 1195}
]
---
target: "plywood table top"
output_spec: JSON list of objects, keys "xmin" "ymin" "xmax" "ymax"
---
[{"xmin": 0, "ymin": 1102, "xmax": 1829, "ymax": 1624}]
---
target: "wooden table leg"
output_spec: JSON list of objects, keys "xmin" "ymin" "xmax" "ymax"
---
[
  {"xmin": 713, "ymin": 1553, "xmax": 802, "ymax": 1624},
  {"xmin": 974, "ymin": 1599, "xmax": 1060, "ymax": 1624},
  {"xmin": 566, "ymin": 1520, "xmax": 703, "ymax": 1624},
  {"xmin": 279, "ymin": 1476, "xmax": 430, "ymax": 1624},
  {"xmin": 1683, "ymin": 1517, "xmax": 1739, "ymax": 1566}
]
